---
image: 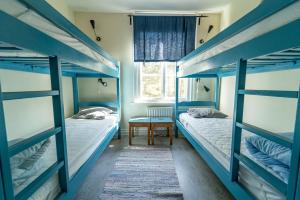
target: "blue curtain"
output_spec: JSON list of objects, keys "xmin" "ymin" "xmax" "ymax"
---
[{"xmin": 133, "ymin": 16, "xmax": 196, "ymax": 62}]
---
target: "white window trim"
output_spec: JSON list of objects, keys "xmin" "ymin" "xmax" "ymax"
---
[{"xmin": 134, "ymin": 62, "xmax": 178, "ymax": 103}]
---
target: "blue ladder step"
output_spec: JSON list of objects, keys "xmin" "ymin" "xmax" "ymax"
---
[
  {"xmin": 15, "ymin": 161, "xmax": 64, "ymax": 200},
  {"xmin": 238, "ymin": 89, "xmax": 298, "ymax": 98},
  {"xmin": 234, "ymin": 153, "xmax": 287, "ymax": 194},
  {"xmin": 2, "ymin": 90, "xmax": 59, "ymax": 100},
  {"xmin": 8, "ymin": 127, "xmax": 62, "ymax": 157},
  {"xmin": 236, "ymin": 122, "xmax": 293, "ymax": 148}
]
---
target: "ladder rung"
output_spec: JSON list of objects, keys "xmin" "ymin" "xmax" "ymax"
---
[
  {"xmin": 238, "ymin": 90, "xmax": 298, "ymax": 98},
  {"xmin": 2, "ymin": 90, "xmax": 59, "ymax": 100},
  {"xmin": 177, "ymin": 101, "xmax": 216, "ymax": 107},
  {"xmin": 15, "ymin": 161, "xmax": 64, "ymax": 200},
  {"xmin": 236, "ymin": 122, "xmax": 293, "ymax": 148},
  {"xmin": 234, "ymin": 153, "xmax": 287, "ymax": 194},
  {"xmin": 8, "ymin": 127, "xmax": 61, "ymax": 157}
]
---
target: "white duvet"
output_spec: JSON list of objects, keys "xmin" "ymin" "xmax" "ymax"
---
[
  {"xmin": 14, "ymin": 115, "xmax": 118, "ymax": 200},
  {"xmin": 179, "ymin": 113, "xmax": 285, "ymax": 200}
]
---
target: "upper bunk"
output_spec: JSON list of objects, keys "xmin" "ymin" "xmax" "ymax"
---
[
  {"xmin": 177, "ymin": 0, "xmax": 300, "ymax": 78},
  {"xmin": 0, "ymin": 0, "xmax": 119, "ymax": 78}
]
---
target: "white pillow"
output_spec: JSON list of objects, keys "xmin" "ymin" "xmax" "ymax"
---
[{"xmin": 78, "ymin": 107, "xmax": 113, "ymax": 115}]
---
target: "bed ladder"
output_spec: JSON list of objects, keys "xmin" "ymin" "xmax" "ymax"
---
[
  {"xmin": 230, "ymin": 59, "xmax": 300, "ymax": 199},
  {"xmin": 0, "ymin": 56, "xmax": 69, "ymax": 200}
]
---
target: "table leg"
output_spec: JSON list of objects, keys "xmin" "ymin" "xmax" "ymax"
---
[
  {"xmin": 151, "ymin": 125, "xmax": 154, "ymax": 145},
  {"xmin": 166, "ymin": 127, "xmax": 169, "ymax": 137},
  {"xmin": 131, "ymin": 127, "xmax": 136, "ymax": 137},
  {"xmin": 169, "ymin": 126, "xmax": 173, "ymax": 145},
  {"xmin": 147, "ymin": 126, "xmax": 150, "ymax": 145},
  {"xmin": 129, "ymin": 125, "xmax": 132, "ymax": 145}
]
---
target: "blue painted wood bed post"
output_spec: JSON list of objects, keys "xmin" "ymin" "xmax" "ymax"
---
[
  {"xmin": 117, "ymin": 76, "xmax": 121, "ymax": 139},
  {"xmin": 0, "ymin": 170, "xmax": 4, "ymax": 200},
  {"xmin": 72, "ymin": 75, "xmax": 79, "ymax": 114},
  {"xmin": 49, "ymin": 56, "xmax": 69, "ymax": 192},
  {"xmin": 0, "ymin": 83, "xmax": 14, "ymax": 200},
  {"xmin": 230, "ymin": 59, "xmax": 247, "ymax": 182},
  {"xmin": 296, "ymin": 173, "xmax": 300, "ymax": 200},
  {"xmin": 215, "ymin": 76, "xmax": 220, "ymax": 109},
  {"xmin": 287, "ymin": 84, "xmax": 300, "ymax": 200},
  {"xmin": 175, "ymin": 65, "xmax": 179, "ymax": 138}
]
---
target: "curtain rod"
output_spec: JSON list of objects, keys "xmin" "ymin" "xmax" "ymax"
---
[
  {"xmin": 127, "ymin": 14, "xmax": 208, "ymax": 25},
  {"xmin": 128, "ymin": 13, "xmax": 207, "ymax": 17}
]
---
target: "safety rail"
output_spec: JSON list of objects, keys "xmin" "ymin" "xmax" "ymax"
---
[
  {"xmin": 19, "ymin": 0, "xmax": 119, "ymax": 67},
  {"xmin": 78, "ymin": 101, "xmax": 118, "ymax": 108},
  {"xmin": 230, "ymin": 59, "xmax": 300, "ymax": 199},
  {"xmin": 0, "ymin": 56, "xmax": 69, "ymax": 200},
  {"xmin": 176, "ymin": 0, "xmax": 300, "ymax": 77},
  {"xmin": 0, "ymin": 11, "xmax": 118, "ymax": 78},
  {"xmin": 177, "ymin": 101, "xmax": 216, "ymax": 107}
]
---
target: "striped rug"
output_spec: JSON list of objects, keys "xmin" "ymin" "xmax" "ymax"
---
[{"xmin": 99, "ymin": 146, "xmax": 183, "ymax": 200}]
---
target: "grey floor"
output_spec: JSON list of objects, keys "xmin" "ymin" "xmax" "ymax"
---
[{"xmin": 73, "ymin": 135, "xmax": 233, "ymax": 200}]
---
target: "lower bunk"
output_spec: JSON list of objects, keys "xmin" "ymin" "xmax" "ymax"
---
[
  {"xmin": 9, "ymin": 108, "xmax": 119, "ymax": 200},
  {"xmin": 177, "ymin": 112, "xmax": 288, "ymax": 200}
]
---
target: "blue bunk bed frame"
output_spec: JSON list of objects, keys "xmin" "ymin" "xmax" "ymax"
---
[
  {"xmin": 175, "ymin": 0, "xmax": 300, "ymax": 199},
  {"xmin": 0, "ymin": 1, "xmax": 121, "ymax": 200}
]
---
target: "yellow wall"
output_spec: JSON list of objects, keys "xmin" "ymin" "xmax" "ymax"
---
[
  {"xmin": 1, "ymin": 70, "xmax": 74, "ymax": 141},
  {"xmin": 220, "ymin": 0, "xmax": 261, "ymax": 30},
  {"xmin": 219, "ymin": 0, "xmax": 300, "ymax": 132},
  {"xmin": 1, "ymin": 0, "xmax": 75, "ymax": 140},
  {"xmin": 196, "ymin": 14, "xmax": 221, "ymax": 48},
  {"xmin": 74, "ymin": 12, "xmax": 221, "ymax": 131},
  {"xmin": 46, "ymin": 0, "xmax": 75, "ymax": 23}
]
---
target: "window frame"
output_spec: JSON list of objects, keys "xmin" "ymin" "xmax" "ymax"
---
[{"xmin": 134, "ymin": 62, "xmax": 181, "ymax": 103}]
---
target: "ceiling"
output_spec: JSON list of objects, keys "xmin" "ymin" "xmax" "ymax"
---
[{"xmin": 66, "ymin": 0, "xmax": 230, "ymax": 13}]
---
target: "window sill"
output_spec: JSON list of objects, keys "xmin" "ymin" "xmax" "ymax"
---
[{"xmin": 133, "ymin": 98, "xmax": 175, "ymax": 104}]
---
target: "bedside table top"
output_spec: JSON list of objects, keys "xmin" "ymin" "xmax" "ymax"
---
[
  {"xmin": 129, "ymin": 117, "xmax": 151, "ymax": 123},
  {"xmin": 150, "ymin": 117, "xmax": 173, "ymax": 123}
]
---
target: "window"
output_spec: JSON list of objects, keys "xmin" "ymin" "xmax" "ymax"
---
[{"xmin": 134, "ymin": 62, "xmax": 187, "ymax": 103}]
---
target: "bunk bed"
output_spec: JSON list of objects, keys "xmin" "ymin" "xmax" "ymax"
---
[
  {"xmin": 0, "ymin": 0, "xmax": 121, "ymax": 200},
  {"xmin": 175, "ymin": 0, "xmax": 300, "ymax": 200}
]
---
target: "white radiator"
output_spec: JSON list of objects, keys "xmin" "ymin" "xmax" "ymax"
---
[{"xmin": 147, "ymin": 107, "xmax": 173, "ymax": 118}]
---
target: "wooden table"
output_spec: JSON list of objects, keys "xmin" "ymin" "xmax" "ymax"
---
[
  {"xmin": 128, "ymin": 117, "xmax": 151, "ymax": 145},
  {"xmin": 150, "ymin": 117, "xmax": 173, "ymax": 145}
]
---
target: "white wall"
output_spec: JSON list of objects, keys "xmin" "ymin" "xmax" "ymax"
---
[
  {"xmin": 74, "ymin": 12, "xmax": 221, "ymax": 131},
  {"xmin": 219, "ymin": 0, "xmax": 299, "ymax": 133}
]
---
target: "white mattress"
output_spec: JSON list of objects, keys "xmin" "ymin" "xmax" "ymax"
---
[
  {"xmin": 0, "ymin": 0, "xmax": 117, "ymax": 69},
  {"xmin": 179, "ymin": 113, "xmax": 285, "ymax": 200},
  {"xmin": 178, "ymin": 1, "xmax": 300, "ymax": 75},
  {"xmin": 14, "ymin": 114, "xmax": 118, "ymax": 200}
]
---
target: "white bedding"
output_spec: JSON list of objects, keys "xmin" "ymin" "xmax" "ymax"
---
[
  {"xmin": 178, "ymin": 1, "xmax": 300, "ymax": 76},
  {"xmin": 0, "ymin": 0, "xmax": 117, "ymax": 69},
  {"xmin": 14, "ymin": 114, "xmax": 119, "ymax": 200},
  {"xmin": 179, "ymin": 113, "xmax": 285, "ymax": 200}
]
